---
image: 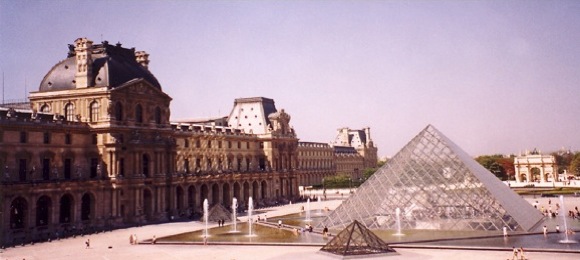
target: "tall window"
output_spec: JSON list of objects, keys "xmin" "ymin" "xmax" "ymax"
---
[
  {"xmin": 43, "ymin": 132, "xmax": 51, "ymax": 144},
  {"xmin": 89, "ymin": 101, "xmax": 99, "ymax": 122},
  {"xmin": 64, "ymin": 158, "xmax": 72, "ymax": 179},
  {"xmin": 119, "ymin": 158, "xmax": 125, "ymax": 176},
  {"xmin": 142, "ymin": 154, "xmax": 150, "ymax": 177},
  {"xmin": 65, "ymin": 133, "xmax": 72, "ymax": 145},
  {"xmin": 115, "ymin": 102, "xmax": 123, "ymax": 121},
  {"xmin": 18, "ymin": 159, "xmax": 27, "ymax": 181},
  {"xmin": 64, "ymin": 103, "xmax": 75, "ymax": 122},
  {"xmin": 90, "ymin": 158, "xmax": 98, "ymax": 178},
  {"xmin": 154, "ymin": 107, "xmax": 161, "ymax": 124},
  {"xmin": 184, "ymin": 159, "xmax": 190, "ymax": 173},
  {"xmin": 19, "ymin": 131, "xmax": 27, "ymax": 143},
  {"xmin": 135, "ymin": 104, "xmax": 143, "ymax": 123},
  {"xmin": 42, "ymin": 158, "xmax": 50, "ymax": 180}
]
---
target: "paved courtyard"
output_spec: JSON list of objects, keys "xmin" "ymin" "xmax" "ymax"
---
[{"xmin": 2, "ymin": 194, "xmax": 580, "ymax": 259}]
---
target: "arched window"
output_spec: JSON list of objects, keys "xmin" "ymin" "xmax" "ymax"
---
[
  {"xmin": 40, "ymin": 104, "xmax": 50, "ymax": 113},
  {"xmin": 89, "ymin": 101, "xmax": 99, "ymax": 122},
  {"xmin": 81, "ymin": 193, "xmax": 92, "ymax": 221},
  {"xmin": 154, "ymin": 107, "xmax": 161, "ymax": 124},
  {"xmin": 135, "ymin": 104, "xmax": 143, "ymax": 123},
  {"xmin": 115, "ymin": 102, "xmax": 123, "ymax": 121},
  {"xmin": 10, "ymin": 197, "xmax": 27, "ymax": 229},
  {"xmin": 64, "ymin": 103, "xmax": 75, "ymax": 122},
  {"xmin": 36, "ymin": 196, "xmax": 51, "ymax": 226},
  {"xmin": 59, "ymin": 194, "xmax": 73, "ymax": 223}
]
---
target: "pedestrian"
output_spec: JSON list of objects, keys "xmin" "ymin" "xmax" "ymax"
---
[
  {"xmin": 503, "ymin": 226, "xmax": 508, "ymax": 237},
  {"xmin": 134, "ymin": 234, "xmax": 138, "ymax": 244},
  {"xmin": 85, "ymin": 238, "xmax": 90, "ymax": 249},
  {"xmin": 556, "ymin": 225, "xmax": 560, "ymax": 233},
  {"xmin": 264, "ymin": 214, "xmax": 267, "ymax": 222},
  {"xmin": 278, "ymin": 219, "xmax": 282, "ymax": 228},
  {"xmin": 519, "ymin": 247, "xmax": 526, "ymax": 260},
  {"xmin": 323, "ymin": 226, "xmax": 329, "ymax": 238},
  {"xmin": 152, "ymin": 235, "xmax": 156, "ymax": 244},
  {"xmin": 543, "ymin": 225, "xmax": 547, "ymax": 235},
  {"xmin": 511, "ymin": 246, "xmax": 518, "ymax": 260}
]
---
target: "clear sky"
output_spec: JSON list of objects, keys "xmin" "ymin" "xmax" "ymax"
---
[{"xmin": 1, "ymin": 0, "xmax": 579, "ymax": 157}]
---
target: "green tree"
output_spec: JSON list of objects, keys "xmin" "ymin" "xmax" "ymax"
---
[
  {"xmin": 569, "ymin": 152, "xmax": 580, "ymax": 176},
  {"xmin": 475, "ymin": 154, "xmax": 507, "ymax": 180},
  {"xmin": 553, "ymin": 151, "xmax": 575, "ymax": 174}
]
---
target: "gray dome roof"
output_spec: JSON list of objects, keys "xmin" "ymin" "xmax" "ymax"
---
[{"xmin": 39, "ymin": 41, "xmax": 161, "ymax": 92}]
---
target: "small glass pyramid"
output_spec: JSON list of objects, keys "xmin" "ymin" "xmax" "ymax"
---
[
  {"xmin": 319, "ymin": 220, "xmax": 397, "ymax": 257},
  {"xmin": 318, "ymin": 125, "xmax": 544, "ymax": 232}
]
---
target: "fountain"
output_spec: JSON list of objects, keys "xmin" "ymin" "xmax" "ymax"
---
[
  {"xmin": 305, "ymin": 198, "xmax": 311, "ymax": 222},
  {"xmin": 203, "ymin": 199, "xmax": 209, "ymax": 238},
  {"xmin": 317, "ymin": 196, "xmax": 322, "ymax": 215},
  {"xmin": 558, "ymin": 195, "xmax": 578, "ymax": 244},
  {"xmin": 231, "ymin": 197, "xmax": 239, "ymax": 233},
  {"xmin": 248, "ymin": 197, "xmax": 256, "ymax": 237},
  {"xmin": 393, "ymin": 207, "xmax": 404, "ymax": 236}
]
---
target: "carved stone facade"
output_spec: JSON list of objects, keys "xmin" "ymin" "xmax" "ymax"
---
[
  {"xmin": 0, "ymin": 38, "xmax": 376, "ymax": 246},
  {"xmin": 331, "ymin": 127, "xmax": 378, "ymax": 179}
]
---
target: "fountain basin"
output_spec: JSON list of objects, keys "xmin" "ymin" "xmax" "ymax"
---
[{"xmin": 156, "ymin": 222, "xmax": 328, "ymax": 244}]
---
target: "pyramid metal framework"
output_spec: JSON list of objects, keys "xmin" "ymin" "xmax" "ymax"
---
[
  {"xmin": 318, "ymin": 125, "xmax": 544, "ymax": 232},
  {"xmin": 319, "ymin": 220, "xmax": 397, "ymax": 257}
]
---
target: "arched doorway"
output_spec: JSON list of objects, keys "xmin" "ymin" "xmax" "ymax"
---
[
  {"xmin": 176, "ymin": 186, "xmax": 184, "ymax": 215},
  {"xmin": 187, "ymin": 185, "xmax": 196, "ymax": 216},
  {"xmin": 252, "ymin": 181, "xmax": 259, "ymax": 200},
  {"xmin": 531, "ymin": 168, "xmax": 541, "ymax": 182},
  {"xmin": 261, "ymin": 181, "xmax": 268, "ymax": 199},
  {"xmin": 233, "ymin": 182, "xmax": 241, "ymax": 202},
  {"xmin": 211, "ymin": 183, "xmax": 220, "ymax": 205},
  {"xmin": 222, "ymin": 183, "xmax": 231, "ymax": 207},
  {"xmin": 81, "ymin": 193, "xmax": 93, "ymax": 221},
  {"xmin": 36, "ymin": 196, "xmax": 51, "ymax": 226},
  {"xmin": 59, "ymin": 194, "xmax": 74, "ymax": 223},
  {"xmin": 200, "ymin": 184, "xmax": 209, "ymax": 203},
  {"xmin": 10, "ymin": 197, "xmax": 28, "ymax": 229},
  {"xmin": 143, "ymin": 189, "xmax": 153, "ymax": 220},
  {"xmin": 243, "ymin": 182, "xmax": 250, "ymax": 204}
]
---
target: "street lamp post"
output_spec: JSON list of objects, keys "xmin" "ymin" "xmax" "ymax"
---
[
  {"xmin": 349, "ymin": 177, "xmax": 352, "ymax": 193},
  {"xmin": 322, "ymin": 178, "xmax": 326, "ymax": 200}
]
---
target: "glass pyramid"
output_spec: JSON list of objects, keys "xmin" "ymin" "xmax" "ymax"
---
[{"xmin": 318, "ymin": 125, "xmax": 544, "ymax": 232}]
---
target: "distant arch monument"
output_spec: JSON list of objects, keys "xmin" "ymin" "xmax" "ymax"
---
[{"xmin": 514, "ymin": 149, "xmax": 557, "ymax": 183}]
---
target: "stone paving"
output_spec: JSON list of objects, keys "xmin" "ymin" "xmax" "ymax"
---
[{"xmin": 2, "ymin": 196, "xmax": 580, "ymax": 259}]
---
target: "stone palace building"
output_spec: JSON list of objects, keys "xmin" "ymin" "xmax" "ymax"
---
[{"xmin": 0, "ymin": 38, "xmax": 377, "ymax": 245}]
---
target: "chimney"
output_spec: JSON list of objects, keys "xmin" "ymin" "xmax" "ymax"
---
[
  {"xmin": 135, "ymin": 51, "xmax": 150, "ymax": 70},
  {"xmin": 364, "ymin": 127, "xmax": 372, "ymax": 145},
  {"xmin": 74, "ymin": 37, "xmax": 93, "ymax": 88}
]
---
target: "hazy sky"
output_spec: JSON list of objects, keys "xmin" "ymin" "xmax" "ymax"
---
[{"xmin": 1, "ymin": 0, "xmax": 579, "ymax": 157}]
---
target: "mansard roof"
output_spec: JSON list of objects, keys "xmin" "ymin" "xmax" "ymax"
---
[{"xmin": 38, "ymin": 41, "xmax": 161, "ymax": 92}]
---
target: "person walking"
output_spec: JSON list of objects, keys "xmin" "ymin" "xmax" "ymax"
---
[
  {"xmin": 85, "ymin": 238, "xmax": 90, "ymax": 249},
  {"xmin": 519, "ymin": 247, "xmax": 526, "ymax": 260},
  {"xmin": 511, "ymin": 246, "xmax": 518, "ymax": 260}
]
